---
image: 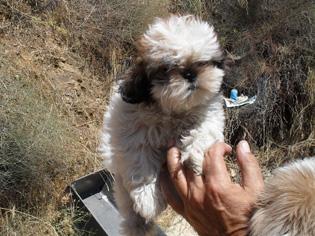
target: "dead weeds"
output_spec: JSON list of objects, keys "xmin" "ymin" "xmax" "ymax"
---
[{"xmin": 0, "ymin": 0, "xmax": 314, "ymax": 234}]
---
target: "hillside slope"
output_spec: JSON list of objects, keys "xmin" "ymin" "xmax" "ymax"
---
[{"xmin": 0, "ymin": 0, "xmax": 314, "ymax": 235}]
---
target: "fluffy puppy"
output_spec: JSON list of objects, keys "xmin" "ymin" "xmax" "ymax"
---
[
  {"xmin": 99, "ymin": 15, "xmax": 225, "ymax": 236},
  {"xmin": 250, "ymin": 157, "xmax": 315, "ymax": 236}
]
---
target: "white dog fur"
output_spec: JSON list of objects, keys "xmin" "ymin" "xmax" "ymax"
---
[
  {"xmin": 99, "ymin": 15, "xmax": 225, "ymax": 236},
  {"xmin": 250, "ymin": 157, "xmax": 315, "ymax": 236}
]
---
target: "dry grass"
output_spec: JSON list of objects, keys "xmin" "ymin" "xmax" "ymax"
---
[
  {"xmin": 48, "ymin": 0, "xmax": 170, "ymax": 74},
  {"xmin": 172, "ymin": 0, "xmax": 315, "ymax": 169},
  {"xmin": 0, "ymin": 0, "xmax": 314, "ymax": 234},
  {"xmin": 0, "ymin": 0, "xmax": 172, "ymax": 234},
  {"xmin": 1, "ymin": 76, "xmax": 84, "ymax": 206},
  {"xmin": 0, "ymin": 50, "xmax": 98, "ymax": 234}
]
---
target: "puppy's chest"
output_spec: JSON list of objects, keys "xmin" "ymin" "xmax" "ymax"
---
[
  {"xmin": 132, "ymin": 112, "xmax": 199, "ymax": 148},
  {"xmin": 112, "ymin": 104, "xmax": 204, "ymax": 164}
]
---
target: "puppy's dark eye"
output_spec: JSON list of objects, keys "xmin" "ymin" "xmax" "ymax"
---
[
  {"xmin": 212, "ymin": 60, "xmax": 224, "ymax": 69},
  {"xmin": 159, "ymin": 65, "xmax": 172, "ymax": 74}
]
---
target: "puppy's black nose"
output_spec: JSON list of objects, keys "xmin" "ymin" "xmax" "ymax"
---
[{"xmin": 182, "ymin": 69, "xmax": 197, "ymax": 83}]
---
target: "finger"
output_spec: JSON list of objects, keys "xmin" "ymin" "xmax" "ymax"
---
[
  {"xmin": 167, "ymin": 147, "xmax": 188, "ymax": 198},
  {"xmin": 160, "ymin": 168, "xmax": 184, "ymax": 214},
  {"xmin": 185, "ymin": 167, "xmax": 204, "ymax": 190},
  {"xmin": 236, "ymin": 140, "xmax": 264, "ymax": 193},
  {"xmin": 203, "ymin": 142, "xmax": 232, "ymax": 185}
]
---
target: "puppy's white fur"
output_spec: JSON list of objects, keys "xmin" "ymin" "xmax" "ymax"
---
[
  {"xmin": 250, "ymin": 157, "xmax": 315, "ymax": 236},
  {"xmin": 141, "ymin": 15, "xmax": 222, "ymax": 66},
  {"xmin": 99, "ymin": 15, "xmax": 225, "ymax": 236}
]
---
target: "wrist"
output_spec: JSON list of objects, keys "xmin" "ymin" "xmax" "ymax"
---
[{"xmin": 228, "ymin": 227, "xmax": 248, "ymax": 236}]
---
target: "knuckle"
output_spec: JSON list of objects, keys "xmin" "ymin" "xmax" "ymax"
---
[
  {"xmin": 247, "ymin": 153, "xmax": 257, "ymax": 162},
  {"xmin": 208, "ymin": 182, "xmax": 225, "ymax": 195},
  {"xmin": 176, "ymin": 169, "xmax": 185, "ymax": 179},
  {"xmin": 206, "ymin": 143, "xmax": 226, "ymax": 158},
  {"xmin": 167, "ymin": 147, "xmax": 180, "ymax": 159},
  {"xmin": 205, "ymin": 149, "xmax": 211, "ymax": 159},
  {"xmin": 191, "ymin": 193, "xmax": 202, "ymax": 205},
  {"xmin": 171, "ymin": 168, "xmax": 183, "ymax": 180},
  {"xmin": 249, "ymin": 158, "xmax": 261, "ymax": 170},
  {"xmin": 185, "ymin": 188, "xmax": 204, "ymax": 208},
  {"xmin": 206, "ymin": 146, "xmax": 217, "ymax": 158},
  {"xmin": 242, "ymin": 153, "xmax": 259, "ymax": 167}
]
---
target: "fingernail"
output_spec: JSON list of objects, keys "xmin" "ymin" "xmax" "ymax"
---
[{"xmin": 239, "ymin": 140, "xmax": 250, "ymax": 154}]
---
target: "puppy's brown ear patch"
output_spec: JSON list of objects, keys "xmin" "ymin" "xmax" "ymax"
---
[{"xmin": 119, "ymin": 62, "xmax": 152, "ymax": 104}]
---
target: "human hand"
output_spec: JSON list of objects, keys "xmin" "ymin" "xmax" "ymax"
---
[{"xmin": 160, "ymin": 141, "xmax": 264, "ymax": 236}]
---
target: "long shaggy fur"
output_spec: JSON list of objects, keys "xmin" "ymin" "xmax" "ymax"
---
[
  {"xmin": 250, "ymin": 157, "xmax": 315, "ymax": 236},
  {"xmin": 139, "ymin": 15, "xmax": 222, "ymax": 66},
  {"xmin": 99, "ymin": 15, "xmax": 225, "ymax": 236}
]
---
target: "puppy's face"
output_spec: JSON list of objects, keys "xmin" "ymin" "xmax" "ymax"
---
[
  {"xmin": 149, "ymin": 58, "xmax": 224, "ymax": 112},
  {"xmin": 120, "ymin": 15, "xmax": 225, "ymax": 113}
]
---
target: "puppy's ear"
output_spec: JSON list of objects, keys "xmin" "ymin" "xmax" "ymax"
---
[{"xmin": 119, "ymin": 61, "xmax": 152, "ymax": 104}]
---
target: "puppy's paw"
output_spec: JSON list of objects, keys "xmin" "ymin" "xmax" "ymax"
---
[
  {"xmin": 130, "ymin": 181, "xmax": 167, "ymax": 221},
  {"xmin": 121, "ymin": 217, "xmax": 155, "ymax": 236},
  {"xmin": 181, "ymin": 145, "xmax": 204, "ymax": 175}
]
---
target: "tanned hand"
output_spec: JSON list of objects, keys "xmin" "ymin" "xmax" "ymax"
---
[{"xmin": 160, "ymin": 141, "xmax": 264, "ymax": 236}]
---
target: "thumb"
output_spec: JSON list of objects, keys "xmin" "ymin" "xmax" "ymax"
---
[
  {"xmin": 159, "ymin": 168, "xmax": 184, "ymax": 214},
  {"xmin": 236, "ymin": 141, "xmax": 264, "ymax": 194}
]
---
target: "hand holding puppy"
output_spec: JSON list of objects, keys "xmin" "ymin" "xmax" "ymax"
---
[{"xmin": 160, "ymin": 141, "xmax": 264, "ymax": 236}]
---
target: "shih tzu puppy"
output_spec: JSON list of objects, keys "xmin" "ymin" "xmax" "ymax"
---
[
  {"xmin": 250, "ymin": 157, "xmax": 315, "ymax": 236},
  {"xmin": 99, "ymin": 15, "xmax": 225, "ymax": 235}
]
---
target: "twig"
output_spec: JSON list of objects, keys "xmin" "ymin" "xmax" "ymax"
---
[
  {"xmin": 78, "ymin": 5, "xmax": 96, "ymax": 28},
  {"xmin": 75, "ymin": 119, "xmax": 95, "ymax": 128},
  {"xmin": 0, "ymin": 79, "xmax": 8, "ymax": 90}
]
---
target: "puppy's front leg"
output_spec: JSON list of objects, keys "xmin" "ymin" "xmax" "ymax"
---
[
  {"xmin": 181, "ymin": 128, "xmax": 224, "ymax": 174},
  {"xmin": 129, "ymin": 176, "xmax": 167, "ymax": 221},
  {"xmin": 120, "ymin": 147, "xmax": 167, "ymax": 221}
]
